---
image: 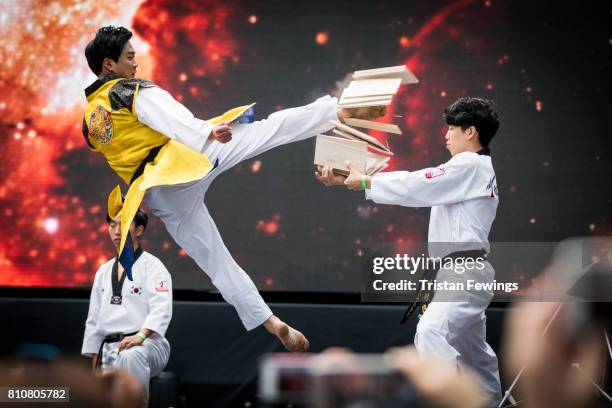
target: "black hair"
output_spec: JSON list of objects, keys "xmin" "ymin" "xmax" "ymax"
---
[
  {"xmin": 443, "ymin": 97, "xmax": 500, "ymax": 147},
  {"xmin": 106, "ymin": 209, "xmax": 148, "ymax": 231},
  {"xmin": 85, "ymin": 26, "xmax": 133, "ymax": 75}
]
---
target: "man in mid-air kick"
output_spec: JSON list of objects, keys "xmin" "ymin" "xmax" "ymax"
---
[{"xmin": 82, "ymin": 25, "xmax": 383, "ymax": 352}]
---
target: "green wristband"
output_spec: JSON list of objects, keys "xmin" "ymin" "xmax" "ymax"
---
[
  {"xmin": 361, "ymin": 176, "xmax": 368, "ymax": 190},
  {"xmin": 136, "ymin": 332, "xmax": 148, "ymax": 341}
]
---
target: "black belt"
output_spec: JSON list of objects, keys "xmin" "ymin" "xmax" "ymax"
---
[
  {"xmin": 400, "ymin": 249, "xmax": 487, "ymax": 324},
  {"xmin": 94, "ymin": 331, "xmax": 138, "ymax": 369},
  {"xmin": 129, "ymin": 144, "xmax": 166, "ymax": 185}
]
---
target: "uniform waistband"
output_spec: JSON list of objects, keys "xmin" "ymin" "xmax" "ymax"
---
[
  {"xmin": 102, "ymin": 331, "xmax": 138, "ymax": 343},
  {"xmin": 95, "ymin": 331, "xmax": 138, "ymax": 369}
]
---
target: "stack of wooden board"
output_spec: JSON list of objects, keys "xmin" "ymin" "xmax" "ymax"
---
[
  {"xmin": 338, "ymin": 65, "xmax": 418, "ymax": 108},
  {"xmin": 314, "ymin": 65, "xmax": 418, "ymax": 175}
]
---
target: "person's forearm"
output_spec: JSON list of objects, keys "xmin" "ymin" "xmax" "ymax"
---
[{"xmin": 92, "ymin": 353, "xmax": 97, "ymax": 370}]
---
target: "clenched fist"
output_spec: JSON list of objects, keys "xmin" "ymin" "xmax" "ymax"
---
[{"xmin": 211, "ymin": 121, "xmax": 232, "ymax": 143}]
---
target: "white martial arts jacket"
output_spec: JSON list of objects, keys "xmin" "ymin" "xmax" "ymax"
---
[
  {"xmin": 81, "ymin": 249, "xmax": 173, "ymax": 357},
  {"xmin": 365, "ymin": 150, "xmax": 498, "ymax": 257}
]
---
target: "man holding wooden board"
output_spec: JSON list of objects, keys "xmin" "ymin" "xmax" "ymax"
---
[{"xmin": 316, "ymin": 96, "xmax": 503, "ymax": 406}]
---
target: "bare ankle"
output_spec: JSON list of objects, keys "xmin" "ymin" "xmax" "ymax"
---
[{"xmin": 263, "ymin": 315, "xmax": 283, "ymax": 334}]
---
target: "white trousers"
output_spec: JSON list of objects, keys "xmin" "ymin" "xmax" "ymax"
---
[
  {"xmin": 103, "ymin": 333, "xmax": 171, "ymax": 399},
  {"xmin": 144, "ymin": 96, "xmax": 338, "ymax": 330},
  {"xmin": 414, "ymin": 261, "xmax": 502, "ymax": 406}
]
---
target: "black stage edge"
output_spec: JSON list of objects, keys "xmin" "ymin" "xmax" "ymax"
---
[{"xmin": 0, "ymin": 290, "xmax": 508, "ymax": 407}]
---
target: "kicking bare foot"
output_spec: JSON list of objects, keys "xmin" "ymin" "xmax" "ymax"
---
[
  {"xmin": 264, "ymin": 315, "xmax": 310, "ymax": 352},
  {"xmin": 338, "ymin": 105, "xmax": 387, "ymax": 121}
]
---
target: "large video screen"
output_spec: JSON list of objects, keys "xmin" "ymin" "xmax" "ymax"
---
[{"xmin": 0, "ymin": 1, "xmax": 608, "ymax": 291}]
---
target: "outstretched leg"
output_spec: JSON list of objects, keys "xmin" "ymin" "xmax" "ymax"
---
[
  {"xmin": 145, "ymin": 182, "xmax": 309, "ymax": 351},
  {"xmin": 144, "ymin": 97, "xmax": 383, "ymax": 350},
  {"xmin": 204, "ymin": 95, "xmax": 386, "ymax": 177}
]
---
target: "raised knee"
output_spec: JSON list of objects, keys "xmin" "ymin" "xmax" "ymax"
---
[{"xmin": 115, "ymin": 347, "xmax": 147, "ymax": 367}]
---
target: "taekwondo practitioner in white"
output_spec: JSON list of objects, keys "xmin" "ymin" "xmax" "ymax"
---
[
  {"xmin": 83, "ymin": 26, "xmax": 385, "ymax": 353},
  {"xmin": 82, "ymin": 205, "xmax": 172, "ymax": 402},
  {"xmin": 316, "ymin": 97, "xmax": 502, "ymax": 405}
]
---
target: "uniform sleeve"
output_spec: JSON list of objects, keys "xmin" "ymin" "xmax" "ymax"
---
[
  {"xmin": 365, "ymin": 153, "xmax": 488, "ymax": 207},
  {"xmin": 81, "ymin": 267, "xmax": 105, "ymax": 357},
  {"xmin": 134, "ymin": 86, "xmax": 215, "ymax": 153},
  {"xmin": 142, "ymin": 259, "xmax": 173, "ymax": 337}
]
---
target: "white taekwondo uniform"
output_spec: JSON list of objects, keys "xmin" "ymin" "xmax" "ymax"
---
[
  {"xmin": 82, "ymin": 248, "xmax": 172, "ymax": 398},
  {"xmin": 134, "ymin": 86, "xmax": 338, "ymax": 330},
  {"xmin": 365, "ymin": 150, "xmax": 502, "ymax": 405}
]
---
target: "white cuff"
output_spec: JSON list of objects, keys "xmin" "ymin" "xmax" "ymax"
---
[{"xmin": 81, "ymin": 336, "xmax": 104, "ymax": 357}]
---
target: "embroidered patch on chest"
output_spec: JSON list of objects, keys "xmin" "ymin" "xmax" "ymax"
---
[
  {"xmin": 88, "ymin": 105, "xmax": 113, "ymax": 144},
  {"xmin": 129, "ymin": 285, "xmax": 143, "ymax": 295}
]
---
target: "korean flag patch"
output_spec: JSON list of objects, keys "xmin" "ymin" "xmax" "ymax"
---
[{"xmin": 155, "ymin": 279, "xmax": 169, "ymax": 292}]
